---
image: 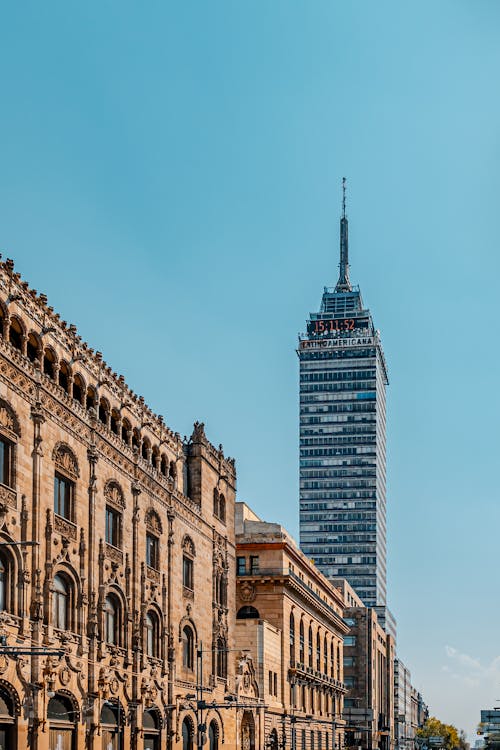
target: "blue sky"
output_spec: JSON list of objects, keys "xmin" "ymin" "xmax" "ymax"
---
[{"xmin": 2, "ymin": 1, "xmax": 500, "ymax": 739}]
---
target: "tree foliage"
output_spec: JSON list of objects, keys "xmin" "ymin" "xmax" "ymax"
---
[{"xmin": 416, "ymin": 717, "xmax": 467, "ymax": 750}]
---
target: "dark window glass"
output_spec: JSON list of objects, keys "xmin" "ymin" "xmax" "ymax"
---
[
  {"xmin": 250, "ymin": 556, "xmax": 259, "ymax": 573},
  {"xmin": 0, "ymin": 439, "xmax": 12, "ymax": 488},
  {"xmin": 54, "ymin": 474, "xmax": 74, "ymax": 520},
  {"xmin": 0, "ymin": 557, "xmax": 7, "ymax": 612},
  {"xmin": 182, "ymin": 556, "xmax": 193, "ymax": 590},
  {"xmin": 105, "ymin": 506, "xmax": 122, "ymax": 548},
  {"xmin": 53, "ymin": 575, "xmax": 68, "ymax": 630},
  {"xmin": 146, "ymin": 534, "xmax": 159, "ymax": 570},
  {"xmin": 236, "ymin": 557, "xmax": 246, "ymax": 576},
  {"xmin": 105, "ymin": 596, "xmax": 118, "ymax": 644},
  {"xmin": 182, "ymin": 626, "xmax": 194, "ymax": 669}
]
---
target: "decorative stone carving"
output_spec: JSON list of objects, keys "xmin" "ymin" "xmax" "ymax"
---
[
  {"xmin": 145, "ymin": 508, "xmax": 162, "ymax": 535},
  {"xmin": 0, "ymin": 399, "xmax": 20, "ymax": 437},
  {"xmin": 53, "ymin": 442, "xmax": 79, "ymax": 479},
  {"xmin": 0, "ymin": 486, "xmax": 16, "ymax": 510},
  {"xmin": 105, "ymin": 543, "xmax": 123, "ymax": 565},
  {"xmin": 146, "ymin": 566, "xmax": 160, "ymax": 583},
  {"xmin": 239, "ymin": 582, "xmax": 256, "ymax": 603},
  {"xmin": 54, "ymin": 514, "xmax": 77, "ymax": 541},
  {"xmin": 104, "ymin": 480, "xmax": 125, "ymax": 509},
  {"xmin": 182, "ymin": 535, "xmax": 195, "ymax": 557},
  {"xmin": 59, "ymin": 667, "xmax": 71, "ymax": 685}
]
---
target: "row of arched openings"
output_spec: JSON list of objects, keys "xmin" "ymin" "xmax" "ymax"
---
[
  {"xmin": 289, "ymin": 612, "xmax": 341, "ymax": 680},
  {"xmin": 1, "ymin": 312, "xmax": 177, "ymax": 480},
  {"xmin": 182, "ymin": 716, "xmax": 220, "ymax": 750}
]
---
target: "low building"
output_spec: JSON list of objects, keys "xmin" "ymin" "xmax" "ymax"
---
[{"xmin": 235, "ymin": 502, "xmax": 349, "ymax": 749}]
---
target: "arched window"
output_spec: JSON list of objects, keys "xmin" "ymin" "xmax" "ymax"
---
[
  {"xmin": 151, "ymin": 446, "xmax": 159, "ymax": 470},
  {"xmin": 209, "ymin": 720, "xmax": 219, "ymax": 750},
  {"xmin": 98, "ymin": 397, "xmax": 109, "ymax": 426},
  {"xmin": 269, "ymin": 728, "xmax": 279, "ymax": 750},
  {"xmin": 9, "ymin": 317, "xmax": 23, "ymax": 351},
  {"xmin": 121, "ymin": 419, "xmax": 131, "ymax": 445},
  {"xmin": 160, "ymin": 454, "xmax": 167, "ymax": 477},
  {"xmin": 290, "ymin": 612, "xmax": 295, "ymax": 663},
  {"xmin": 72, "ymin": 374, "xmax": 85, "ymax": 405},
  {"xmin": 104, "ymin": 594, "xmax": 121, "ymax": 645},
  {"xmin": 43, "ymin": 348, "xmax": 56, "ymax": 379},
  {"xmin": 132, "ymin": 429, "xmax": 140, "ymax": 452},
  {"xmin": 27, "ymin": 331, "xmax": 41, "ymax": 363},
  {"xmin": 141, "ymin": 437, "xmax": 150, "ymax": 461},
  {"xmin": 213, "ymin": 488, "xmax": 219, "ymax": 517},
  {"xmin": 0, "ymin": 686, "xmax": 15, "ymax": 749},
  {"xmin": 316, "ymin": 631, "xmax": 321, "ymax": 671},
  {"xmin": 0, "ymin": 553, "xmax": 11, "ymax": 613},
  {"xmin": 182, "ymin": 625, "xmax": 194, "ymax": 670},
  {"xmin": 236, "ymin": 606, "xmax": 259, "ymax": 620},
  {"xmin": 218, "ymin": 494, "xmax": 226, "ymax": 523},
  {"xmin": 216, "ymin": 637, "xmax": 227, "ymax": 678},
  {"xmin": 299, "ymin": 620, "xmax": 305, "ymax": 663},
  {"xmin": 182, "ymin": 717, "xmax": 194, "ymax": 750},
  {"xmin": 169, "ymin": 461, "xmax": 176, "ymax": 482},
  {"xmin": 58, "ymin": 361, "xmax": 71, "ymax": 394},
  {"xmin": 100, "ymin": 703, "xmax": 122, "ymax": 750},
  {"xmin": 53, "ymin": 574, "xmax": 70, "ymax": 630},
  {"xmin": 86, "ymin": 386, "xmax": 96, "ymax": 412},
  {"xmin": 308, "ymin": 625, "xmax": 313, "ymax": 667},
  {"xmin": 330, "ymin": 641, "xmax": 335, "ymax": 678},
  {"xmin": 324, "ymin": 635, "xmax": 328, "ymax": 675},
  {"xmin": 337, "ymin": 644, "xmax": 341, "ymax": 680},
  {"xmin": 143, "ymin": 709, "xmax": 161, "ymax": 750},
  {"xmin": 110, "ymin": 409, "xmax": 120, "ymax": 436},
  {"xmin": 146, "ymin": 611, "xmax": 160, "ymax": 658},
  {"xmin": 48, "ymin": 693, "xmax": 77, "ymax": 749}
]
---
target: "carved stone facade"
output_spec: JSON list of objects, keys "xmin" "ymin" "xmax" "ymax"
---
[
  {"xmin": 0, "ymin": 258, "xmax": 238, "ymax": 750},
  {"xmin": 235, "ymin": 502, "xmax": 350, "ymax": 750}
]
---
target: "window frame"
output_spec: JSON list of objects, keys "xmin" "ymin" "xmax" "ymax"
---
[
  {"xmin": 54, "ymin": 472, "xmax": 74, "ymax": 522},
  {"xmin": 146, "ymin": 533, "xmax": 160, "ymax": 571},
  {"xmin": 105, "ymin": 505, "xmax": 122, "ymax": 549}
]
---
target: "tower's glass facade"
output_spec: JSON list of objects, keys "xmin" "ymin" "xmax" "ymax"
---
[{"xmin": 298, "ymin": 198, "xmax": 388, "ymax": 607}]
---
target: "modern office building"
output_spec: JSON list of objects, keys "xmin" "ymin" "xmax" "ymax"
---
[{"xmin": 298, "ymin": 182, "xmax": 389, "ymax": 607}]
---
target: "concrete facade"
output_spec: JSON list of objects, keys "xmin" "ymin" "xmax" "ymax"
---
[
  {"xmin": 235, "ymin": 502, "xmax": 349, "ymax": 750},
  {"xmin": 0, "ymin": 257, "xmax": 237, "ymax": 750}
]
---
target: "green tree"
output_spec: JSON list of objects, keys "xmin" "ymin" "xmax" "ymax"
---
[{"xmin": 416, "ymin": 717, "xmax": 463, "ymax": 750}]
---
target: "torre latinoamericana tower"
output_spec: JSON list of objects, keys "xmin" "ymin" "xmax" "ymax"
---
[{"xmin": 298, "ymin": 181, "xmax": 389, "ymax": 608}]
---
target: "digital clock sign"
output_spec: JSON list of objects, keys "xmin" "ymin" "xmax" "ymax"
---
[{"xmin": 307, "ymin": 317, "xmax": 369, "ymax": 335}]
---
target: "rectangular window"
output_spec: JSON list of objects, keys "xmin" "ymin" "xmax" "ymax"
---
[
  {"xmin": 250, "ymin": 556, "xmax": 259, "ymax": 574},
  {"xmin": 0, "ymin": 439, "xmax": 12, "ymax": 488},
  {"xmin": 54, "ymin": 473, "xmax": 74, "ymax": 521},
  {"xmin": 237, "ymin": 556, "xmax": 246, "ymax": 576},
  {"xmin": 146, "ymin": 534, "xmax": 159, "ymax": 570},
  {"xmin": 344, "ymin": 656, "xmax": 355, "ymax": 667},
  {"xmin": 183, "ymin": 555, "xmax": 194, "ymax": 590},
  {"xmin": 344, "ymin": 636, "xmax": 356, "ymax": 646},
  {"xmin": 273, "ymin": 672, "xmax": 277, "ymax": 697},
  {"xmin": 269, "ymin": 671, "xmax": 273, "ymax": 695},
  {"xmin": 105, "ymin": 506, "xmax": 122, "ymax": 548}
]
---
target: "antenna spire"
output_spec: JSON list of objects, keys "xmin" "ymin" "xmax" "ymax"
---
[{"xmin": 335, "ymin": 177, "xmax": 352, "ymax": 292}]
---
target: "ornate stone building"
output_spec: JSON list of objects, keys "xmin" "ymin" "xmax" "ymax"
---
[
  {"xmin": 0, "ymin": 257, "xmax": 237, "ymax": 750},
  {"xmin": 235, "ymin": 502, "xmax": 349, "ymax": 750}
]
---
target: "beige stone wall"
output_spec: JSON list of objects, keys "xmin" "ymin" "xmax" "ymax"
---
[
  {"xmin": 0, "ymin": 258, "xmax": 237, "ymax": 749},
  {"xmin": 236, "ymin": 507, "xmax": 349, "ymax": 750}
]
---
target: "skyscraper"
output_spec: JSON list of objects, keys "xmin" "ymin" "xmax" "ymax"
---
[{"xmin": 298, "ymin": 180, "xmax": 389, "ymax": 607}]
